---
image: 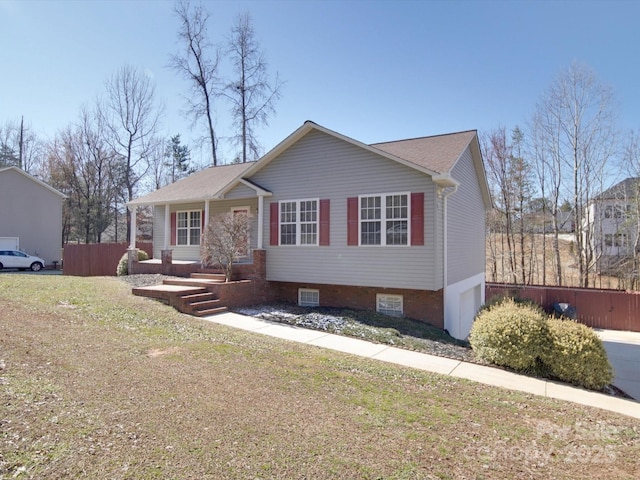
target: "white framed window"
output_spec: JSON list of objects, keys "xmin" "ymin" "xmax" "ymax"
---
[
  {"xmin": 604, "ymin": 204, "xmax": 631, "ymax": 219},
  {"xmin": 359, "ymin": 193, "xmax": 409, "ymax": 246},
  {"xmin": 376, "ymin": 294, "xmax": 403, "ymax": 316},
  {"xmin": 177, "ymin": 210, "xmax": 201, "ymax": 246},
  {"xmin": 279, "ymin": 199, "xmax": 318, "ymax": 246},
  {"xmin": 605, "ymin": 232, "xmax": 629, "ymax": 247},
  {"xmin": 298, "ymin": 288, "xmax": 320, "ymax": 307}
]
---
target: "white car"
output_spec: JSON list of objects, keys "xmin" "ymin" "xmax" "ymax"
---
[{"xmin": 0, "ymin": 250, "xmax": 45, "ymax": 271}]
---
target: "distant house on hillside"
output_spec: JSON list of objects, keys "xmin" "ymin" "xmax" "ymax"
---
[
  {"xmin": 0, "ymin": 166, "xmax": 66, "ymax": 267},
  {"xmin": 128, "ymin": 121, "xmax": 492, "ymax": 339},
  {"xmin": 584, "ymin": 177, "xmax": 640, "ymax": 273}
]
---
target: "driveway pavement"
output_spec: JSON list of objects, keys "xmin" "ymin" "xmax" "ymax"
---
[
  {"xmin": 596, "ymin": 329, "xmax": 640, "ymax": 401},
  {"xmin": 0, "ymin": 269, "xmax": 62, "ymax": 275}
]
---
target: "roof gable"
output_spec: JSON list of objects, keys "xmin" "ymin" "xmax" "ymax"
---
[
  {"xmin": 240, "ymin": 121, "xmax": 470, "ymax": 187},
  {"xmin": 0, "ymin": 166, "xmax": 66, "ymax": 198}
]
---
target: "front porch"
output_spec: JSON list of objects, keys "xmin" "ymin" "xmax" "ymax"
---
[{"xmin": 131, "ymin": 249, "xmax": 270, "ymax": 317}]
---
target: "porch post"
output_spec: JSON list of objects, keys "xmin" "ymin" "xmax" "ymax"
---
[
  {"xmin": 163, "ymin": 203, "xmax": 170, "ymax": 250},
  {"xmin": 257, "ymin": 194, "xmax": 264, "ymax": 249},
  {"xmin": 204, "ymin": 200, "xmax": 210, "ymax": 230},
  {"xmin": 129, "ymin": 205, "xmax": 137, "ymax": 250}
]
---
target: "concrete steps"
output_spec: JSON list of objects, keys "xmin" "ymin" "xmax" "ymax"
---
[
  {"xmin": 132, "ymin": 273, "xmax": 231, "ymax": 317},
  {"xmin": 191, "ymin": 272, "xmax": 227, "ymax": 282}
]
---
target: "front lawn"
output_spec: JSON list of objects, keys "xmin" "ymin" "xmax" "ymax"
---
[{"xmin": 1, "ymin": 275, "xmax": 638, "ymax": 479}]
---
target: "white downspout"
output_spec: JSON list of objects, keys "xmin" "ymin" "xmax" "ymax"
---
[
  {"xmin": 257, "ymin": 194, "xmax": 264, "ymax": 249},
  {"xmin": 441, "ymin": 185, "xmax": 458, "ymax": 331}
]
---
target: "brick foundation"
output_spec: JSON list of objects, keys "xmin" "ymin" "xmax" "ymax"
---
[
  {"xmin": 132, "ymin": 248, "xmax": 443, "ymax": 329},
  {"xmin": 270, "ymin": 281, "xmax": 444, "ymax": 329}
]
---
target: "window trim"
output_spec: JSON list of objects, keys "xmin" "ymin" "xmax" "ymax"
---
[
  {"xmin": 298, "ymin": 288, "xmax": 320, "ymax": 307},
  {"xmin": 176, "ymin": 209, "xmax": 202, "ymax": 246},
  {"xmin": 358, "ymin": 192, "xmax": 410, "ymax": 246},
  {"xmin": 278, "ymin": 198, "xmax": 320, "ymax": 246},
  {"xmin": 376, "ymin": 294, "xmax": 404, "ymax": 316}
]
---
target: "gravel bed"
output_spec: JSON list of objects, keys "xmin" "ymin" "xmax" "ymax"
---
[
  {"xmin": 235, "ymin": 304, "xmax": 477, "ymax": 363},
  {"xmin": 117, "ymin": 274, "xmax": 179, "ymax": 288}
]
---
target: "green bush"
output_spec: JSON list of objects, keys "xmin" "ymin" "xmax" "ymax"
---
[
  {"xmin": 543, "ymin": 318, "xmax": 613, "ymax": 390},
  {"xmin": 116, "ymin": 249, "xmax": 149, "ymax": 276},
  {"xmin": 469, "ymin": 298, "xmax": 550, "ymax": 371}
]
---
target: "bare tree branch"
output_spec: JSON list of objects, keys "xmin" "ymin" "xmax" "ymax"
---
[{"xmin": 169, "ymin": 0, "xmax": 220, "ymax": 166}]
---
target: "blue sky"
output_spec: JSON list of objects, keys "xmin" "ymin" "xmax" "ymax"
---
[{"xmin": 1, "ymin": 0, "xmax": 639, "ymax": 166}]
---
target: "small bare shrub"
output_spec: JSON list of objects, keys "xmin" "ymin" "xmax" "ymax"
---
[{"xmin": 201, "ymin": 212, "xmax": 252, "ymax": 282}]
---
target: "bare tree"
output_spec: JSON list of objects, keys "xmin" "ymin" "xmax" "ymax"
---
[
  {"xmin": 101, "ymin": 64, "xmax": 162, "ymax": 242},
  {"xmin": 533, "ymin": 62, "xmax": 617, "ymax": 287},
  {"xmin": 0, "ymin": 119, "xmax": 44, "ymax": 174},
  {"xmin": 621, "ymin": 130, "xmax": 640, "ymax": 289},
  {"xmin": 170, "ymin": 0, "xmax": 221, "ymax": 166},
  {"xmin": 147, "ymin": 134, "xmax": 194, "ymax": 190},
  {"xmin": 530, "ymin": 107, "xmax": 565, "ymax": 285},
  {"xmin": 201, "ymin": 212, "xmax": 251, "ymax": 282},
  {"xmin": 483, "ymin": 127, "xmax": 517, "ymax": 283},
  {"xmin": 224, "ymin": 11, "xmax": 283, "ymax": 162},
  {"xmin": 46, "ymin": 107, "xmax": 123, "ymax": 244}
]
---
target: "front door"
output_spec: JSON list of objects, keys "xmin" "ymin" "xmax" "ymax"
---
[{"xmin": 231, "ymin": 207, "xmax": 250, "ymax": 258}]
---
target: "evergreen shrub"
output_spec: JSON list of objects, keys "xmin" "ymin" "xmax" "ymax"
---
[
  {"xmin": 469, "ymin": 298, "xmax": 550, "ymax": 371},
  {"xmin": 116, "ymin": 248, "xmax": 149, "ymax": 276},
  {"xmin": 543, "ymin": 318, "xmax": 613, "ymax": 390}
]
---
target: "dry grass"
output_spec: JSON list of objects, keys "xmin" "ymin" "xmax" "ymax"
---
[{"xmin": 1, "ymin": 275, "xmax": 639, "ymax": 479}]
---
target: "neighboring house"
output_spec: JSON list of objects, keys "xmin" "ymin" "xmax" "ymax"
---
[
  {"xmin": 0, "ymin": 166, "xmax": 66, "ymax": 267},
  {"xmin": 525, "ymin": 210, "xmax": 574, "ymax": 234},
  {"xmin": 128, "ymin": 121, "xmax": 491, "ymax": 339},
  {"xmin": 585, "ymin": 177, "xmax": 640, "ymax": 273}
]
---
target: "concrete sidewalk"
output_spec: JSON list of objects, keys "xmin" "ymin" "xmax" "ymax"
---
[{"xmin": 203, "ymin": 312, "xmax": 640, "ymax": 420}]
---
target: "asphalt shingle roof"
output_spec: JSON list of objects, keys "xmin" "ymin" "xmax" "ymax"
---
[
  {"xmin": 371, "ymin": 130, "xmax": 477, "ymax": 175},
  {"xmin": 129, "ymin": 124, "xmax": 480, "ymax": 206},
  {"xmin": 128, "ymin": 162, "xmax": 256, "ymax": 206},
  {"xmin": 596, "ymin": 177, "xmax": 640, "ymax": 200}
]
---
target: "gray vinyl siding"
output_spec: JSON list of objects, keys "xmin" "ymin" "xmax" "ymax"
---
[
  {"xmin": 153, "ymin": 199, "xmax": 259, "ymax": 260},
  {"xmin": 247, "ymin": 129, "xmax": 440, "ymax": 290},
  {"xmin": 0, "ymin": 169, "xmax": 63, "ymax": 265},
  {"xmin": 225, "ymin": 183, "xmax": 257, "ymax": 199},
  {"xmin": 447, "ymin": 147, "xmax": 486, "ymax": 285}
]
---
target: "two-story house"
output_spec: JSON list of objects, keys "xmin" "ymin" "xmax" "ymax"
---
[{"xmin": 585, "ymin": 177, "xmax": 639, "ymax": 273}]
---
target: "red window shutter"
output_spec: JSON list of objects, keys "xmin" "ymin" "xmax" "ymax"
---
[
  {"xmin": 270, "ymin": 202, "xmax": 279, "ymax": 246},
  {"xmin": 347, "ymin": 197, "xmax": 358, "ymax": 246},
  {"xmin": 319, "ymin": 199, "xmax": 330, "ymax": 246},
  {"xmin": 411, "ymin": 192, "xmax": 424, "ymax": 246},
  {"xmin": 170, "ymin": 212, "xmax": 176, "ymax": 245}
]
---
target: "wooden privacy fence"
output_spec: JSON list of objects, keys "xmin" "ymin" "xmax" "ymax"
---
[
  {"xmin": 486, "ymin": 283, "xmax": 640, "ymax": 332},
  {"xmin": 63, "ymin": 242, "xmax": 153, "ymax": 277}
]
